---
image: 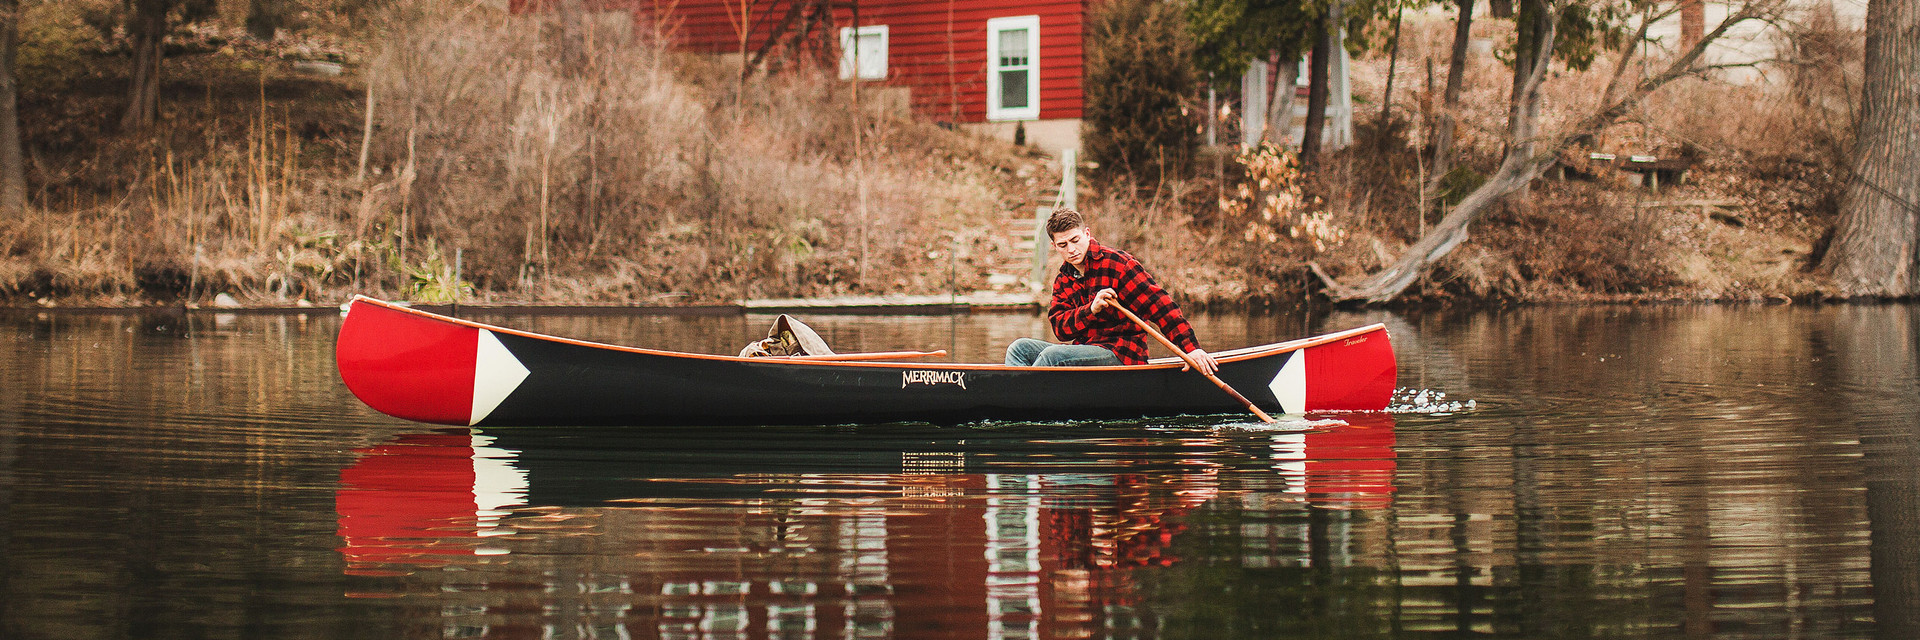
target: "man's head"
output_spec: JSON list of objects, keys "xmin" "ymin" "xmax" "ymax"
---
[{"xmin": 1046, "ymin": 208, "xmax": 1093, "ymax": 268}]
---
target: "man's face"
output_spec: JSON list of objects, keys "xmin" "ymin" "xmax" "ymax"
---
[{"xmin": 1051, "ymin": 227, "xmax": 1092, "ymax": 267}]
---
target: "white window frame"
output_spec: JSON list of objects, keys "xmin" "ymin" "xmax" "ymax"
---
[
  {"xmin": 986, "ymin": 15, "xmax": 1041, "ymax": 121},
  {"xmin": 838, "ymin": 25, "xmax": 889, "ymax": 81}
]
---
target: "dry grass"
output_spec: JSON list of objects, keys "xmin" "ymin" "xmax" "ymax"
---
[
  {"xmin": 342, "ymin": 1, "xmax": 1039, "ymax": 303},
  {"xmin": 0, "ymin": 2, "xmax": 1860, "ymax": 307},
  {"xmin": 2, "ymin": 0, "xmax": 1029, "ymax": 305}
]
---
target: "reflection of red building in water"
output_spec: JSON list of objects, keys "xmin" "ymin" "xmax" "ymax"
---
[{"xmin": 336, "ymin": 417, "xmax": 1395, "ymax": 637}]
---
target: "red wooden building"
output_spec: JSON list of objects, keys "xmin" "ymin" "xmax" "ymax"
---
[{"xmin": 512, "ymin": 0, "xmax": 1089, "ymax": 154}]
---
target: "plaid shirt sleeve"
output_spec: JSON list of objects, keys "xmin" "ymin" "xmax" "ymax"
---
[
  {"xmin": 1047, "ymin": 242, "xmax": 1200, "ymax": 364},
  {"xmin": 1108, "ymin": 249, "xmax": 1200, "ymax": 353}
]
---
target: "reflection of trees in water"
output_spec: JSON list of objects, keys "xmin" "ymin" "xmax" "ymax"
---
[
  {"xmin": 1134, "ymin": 307, "xmax": 1889, "ymax": 636},
  {"xmin": 0, "ymin": 312, "xmax": 393, "ymax": 638},
  {"xmin": 1323, "ymin": 309, "xmax": 1470, "ymax": 399},
  {"xmin": 1827, "ymin": 305, "xmax": 1920, "ymax": 639}
]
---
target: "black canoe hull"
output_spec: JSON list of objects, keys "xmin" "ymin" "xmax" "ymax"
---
[{"xmin": 335, "ymin": 296, "xmax": 1396, "ymax": 426}]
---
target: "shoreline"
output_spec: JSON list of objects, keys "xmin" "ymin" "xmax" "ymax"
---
[
  {"xmin": 4, "ymin": 290, "xmax": 1908, "ymax": 317},
  {"xmin": 0, "ymin": 292, "xmax": 1043, "ymax": 316}
]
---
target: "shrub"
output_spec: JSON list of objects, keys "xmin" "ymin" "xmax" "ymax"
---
[{"xmin": 1083, "ymin": 0, "xmax": 1200, "ymax": 192}]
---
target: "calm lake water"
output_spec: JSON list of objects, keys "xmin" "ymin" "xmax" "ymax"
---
[{"xmin": 2, "ymin": 303, "xmax": 1917, "ymax": 639}]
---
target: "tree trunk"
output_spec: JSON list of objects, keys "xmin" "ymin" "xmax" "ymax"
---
[
  {"xmin": 0, "ymin": 0, "xmax": 25, "ymax": 216},
  {"xmin": 1377, "ymin": 7, "xmax": 1403, "ymax": 151},
  {"xmin": 121, "ymin": 0, "xmax": 170, "ymax": 131},
  {"xmin": 245, "ymin": 0, "xmax": 283, "ymax": 40},
  {"xmin": 1425, "ymin": 0, "xmax": 1475, "ymax": 197},
  {"xmin": 1507, "ymin": 0, "xmax": 1551, "ymax": 199},
  {"xmin": 1316, "ymin": 132, "xmax": 1555, "ymax": 302},
  {"xmin": 1264, "ymin": 54, "xmax": 1299, "ymax": 144},
  {"xmin": 1317, "ymin": 0, "xmax": 1775, "ymax": 303},
  {"xmin": 217, "ymin": 0, "xmax": 248, "ymax": 30},
  {"xmin": 1300, "ymin": 3, "xmax": 1336, "ymax": 166},
  {"xmin": 557, "ymin": 0, "xmax": 588, "ymax": 77},
  {"xmin": 1241, "ymin": 59, "xmax": 1268, "ymax": 146},
  {"xmin": 1820, "ymin": 0, "xmax": 1920, "ymax": 297}
]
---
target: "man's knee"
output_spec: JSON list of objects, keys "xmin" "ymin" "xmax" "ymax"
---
[
  {"xmin": 1005, "ymin": 338, "xmax": 1047, "ymax": 366},
  {"xmin": 1033, "ymin": 346, "xmax": 1070, "ymax": 367}
]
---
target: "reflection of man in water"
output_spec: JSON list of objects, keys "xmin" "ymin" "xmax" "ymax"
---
[{"xmin": 1004, "ymin": 207, "xmax": 1218, "ymax": 374}]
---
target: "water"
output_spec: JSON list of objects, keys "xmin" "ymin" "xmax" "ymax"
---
[{"xmin": 2, "ymin": 304, "xmax": 1916, "ymax": 639}]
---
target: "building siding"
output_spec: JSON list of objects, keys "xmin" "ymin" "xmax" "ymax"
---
[{"xmin": 517, "ymin": 0, "xmax": 1087, "ymax": 123}]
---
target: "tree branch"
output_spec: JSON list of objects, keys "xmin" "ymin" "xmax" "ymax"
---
[
  {"xmin": 1323, "ymin": 0, "xmax": 1787, "ymax": 304},
  {"xmin": 1599, "ymin": 3, "xmax": 1662, "ymax": 107},
  {"xmin": 1694, "ymin": 58, "xmax": 1779, "ymax": 73},
  {"xmin": 1559, "ymin": 0, "xmax": 1780, "ymax": 148}
]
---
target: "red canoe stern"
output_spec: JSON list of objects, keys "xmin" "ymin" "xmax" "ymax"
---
[
  {"xmin": 1303, "ymin": 327, "xmax": 1397, "ymax": 412},
  {"xmin": 1267, "ymin": 325, "xmax": 1397, "ymax": 413},
  {"xmin": 336, "ymin": 299, "xmax": 478, "ymax": 425}
]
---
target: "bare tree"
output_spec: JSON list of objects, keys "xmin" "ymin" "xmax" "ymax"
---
[
  {"xmin": 121, "ymin": 0, "xmax": 230, "ymax": 130},
  {"xmin": 1316, "ymin": 0, "xmax": 1781, "ymax": 303},
  {"xmin": 1299, "ymin": 0, "xmax": 1341, "ymax": 166},
  {"xmin": 1266, "ymin": 53, "xmax": 1300, "ymax": 144},
  {"xmin": 122, "ymin": 0, "xmax": 171, "ymax": 130},
  {"xmin": 1819, "ymin": 0, "xmax": 1920, "ymax": 297},
  {"xmin": 0, "ymin": 0, "xmax": 23, "ymax": 215},
  {"xmin": 1424, "ymin": 0, "xmax": 1475, "ymax": 201},
  {"xmin": 1506, "ymin": 0, "xmax": 1552, "ymax": 199},
  {"xmin": 1374, "ymin": 4, "xmax": 1404, "ymax": 151}
]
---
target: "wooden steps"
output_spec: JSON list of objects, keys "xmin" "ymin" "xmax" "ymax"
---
[{"xmin": 981, "ymin": 185, "xmax": 1065, "ymax": 292}]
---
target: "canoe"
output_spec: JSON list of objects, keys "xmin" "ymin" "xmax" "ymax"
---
[{"xmin": 334, "ymin": 296, "xmax": 1396, "ymax": 426}]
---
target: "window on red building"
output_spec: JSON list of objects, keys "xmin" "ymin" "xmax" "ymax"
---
[
  {"xmin": 839, "ymin": 25, "xmax": 890, "ymax": 80},
  {"xmin": 986, "ymin": 16, "xmax": 1040, "ymax": 121}
]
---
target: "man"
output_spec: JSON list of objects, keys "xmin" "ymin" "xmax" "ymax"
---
[{"xmin": 1005, "ymin": 208, "xmax": 1219, "ymax": 375}]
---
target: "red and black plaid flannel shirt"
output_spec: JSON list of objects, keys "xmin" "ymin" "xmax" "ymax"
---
[{"xmin": 1048, "ymin": 240, "xmax": 1201, "ymax": 365}]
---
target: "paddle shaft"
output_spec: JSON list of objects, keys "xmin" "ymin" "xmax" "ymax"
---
[{"xmin": 1112, "ymin": 303, "xmax": 1277, "ymax": 423}]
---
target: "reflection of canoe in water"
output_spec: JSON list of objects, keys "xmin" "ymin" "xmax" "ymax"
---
[
  {"xmin": 335, "ymin": 296, "xmax": 1396, "ymax": 426},
  {"xmin": 335, "ymin": 417, "xmax": 1397, "ymax": 576}
]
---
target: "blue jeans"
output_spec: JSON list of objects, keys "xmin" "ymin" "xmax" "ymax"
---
[{"xmin": 1004, "ymin": 338, "xmax": 1121, "ymax": 367}]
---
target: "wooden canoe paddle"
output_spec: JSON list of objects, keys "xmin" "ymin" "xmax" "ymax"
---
[{"xmin": 1114, "ymin": 303, "xmax": 1278, "ymax": 424}]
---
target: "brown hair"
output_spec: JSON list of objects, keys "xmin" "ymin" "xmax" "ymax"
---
[{"xmin": 1045, "ymin": 207, "xmax": 1087, "ymax": 236}]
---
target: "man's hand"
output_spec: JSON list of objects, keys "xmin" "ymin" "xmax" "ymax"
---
[
  {"xmin": 1182, "ymin": 348, "xmax": 1220, "ymax": 376},
  {"xmin": 1089, "ymin": 288, "xmax": 1118, "ymax": 314}
]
